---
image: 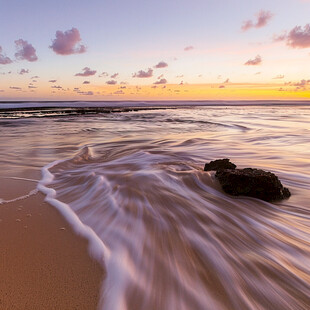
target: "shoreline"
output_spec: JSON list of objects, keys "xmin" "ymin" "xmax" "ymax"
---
[{"xmin": 0, "ymin": 186, "xmax": 104, "ymax": 309}]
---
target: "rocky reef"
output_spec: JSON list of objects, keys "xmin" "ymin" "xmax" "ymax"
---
[{"xmin": 204, "ymin": 159, "xmax": 291, "ymax": 202}]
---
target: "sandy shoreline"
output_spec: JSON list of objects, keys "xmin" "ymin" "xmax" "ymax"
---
[{"xmin": 0, "ymin": 183, "xmax": 104, "ymax": 309}]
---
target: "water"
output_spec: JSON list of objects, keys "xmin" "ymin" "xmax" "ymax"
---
[{"xmin": 0, "ymin": 104, "xmax": 310, "ymax": 309}]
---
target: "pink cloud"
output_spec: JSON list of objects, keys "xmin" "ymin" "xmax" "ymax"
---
[
  {"xmin": 242, "ymin": 10, "xmax": 273, "ymax": 31},
  {"xmin": 111, "ymin": 73, "xmax": 119, "ymax": 79},
  {"xmin": 83, "ymin": 80, "xmax": 90, "ymax": 84},
  {"xmin": 154, "ymin": 78, "xmax": 167, "ymax": 85},
  {"xmin": 273, "ymin": 24, "xmax": 310, "ymax": 48},
  {"xmin": 50, "ymin": 28, "xmax": 86, "ymax": 55},
  {"xmin": 75, "ymin": 67, "xmax": 97, "ymax": 77},
  {"xmin": 154, "ymin": 61, "xmax": 168, "ymax": 68},
  {"xmin": 19, "ymin": 68, "xmax": 29, "ymax": 75},
  {"xmin": 0, "ymin": 46, "xmax": 12, "ymax": 64},
  {"xmin": 219, "ymin": 85, "xmax": 225, "ymax": 88},
  {"xmin": 184, "ymin": 46, "xmax": 194, "ymax": 51},
  {"xmin": 287, "ymin": 24, "xmax": 310, "ymax": 48},
  {"xmin": 273, "ymin": 33, "xmax": 287, "ymax": 42},
  {"xmin": 48, "ymin": 79, "xmax": 57, "ymax": 83},
  {"xmin": 244, "ymin": 55, "xmax": 262, "ymax": 65},
  {"xmin": 15, "ymin": 39, "xmax": 38, "ymax": 62},
  {"xmin": 106, "ymin": 80, "xmax": 117, "ymax": 85},
  {"xmin": 133, "ymin": 68, "xmax": 153, "ymax": 78}
]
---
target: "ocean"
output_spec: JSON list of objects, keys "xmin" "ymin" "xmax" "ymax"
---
[{"xmin": 0, "ymin": 102, "xmax": 309, "ymax": 309}]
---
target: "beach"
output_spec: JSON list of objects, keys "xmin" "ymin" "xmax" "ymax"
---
[
  {"xmin": 0, "ymin": 103, "xmax": 309, "ymax": 309},
  {"xmin": 0, "ymin": 178, "xmax": 103, "ymax": 309}
]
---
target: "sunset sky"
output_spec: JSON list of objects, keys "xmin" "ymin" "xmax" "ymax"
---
[{"xmin": 1, "ymin": 0, "xmax": 310, "ymax": 100}]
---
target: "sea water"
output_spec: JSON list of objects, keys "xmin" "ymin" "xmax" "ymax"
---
[{"xmin": 0, "ymin": 104, "xmax": 309, "ymax": 309}]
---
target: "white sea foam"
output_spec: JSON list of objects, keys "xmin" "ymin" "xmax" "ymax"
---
[{"xmin": 0, "ymin": 188, "xmax": 38, "ymax": 205}]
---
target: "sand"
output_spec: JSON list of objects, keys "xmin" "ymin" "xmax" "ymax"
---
[{"xmin": 0, "ymin": 181, "xmax": 104, "ymax": 310}]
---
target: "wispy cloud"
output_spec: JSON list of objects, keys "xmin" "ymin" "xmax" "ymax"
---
[
  {"xmin": 184, "ymin": 46, "xmax": 194, "ymax": 51},
  {"xmin": 48, "ymin": 79, "xmax": 57, "ymax": 83},
  {"xmin": 272, "ymin": 75, "xmax": 284, "ymax": 79},
  {"xmin": 133, "ymin": 68, "xmax": 153, "ymax": 78},
  {"xmin": 0, "ymin": 46, "xmax": 13, "ymax": 64},
  {"xmin": 50, "ymin": 28, "xmax": 86, "ymax": 55},
  {"xmin": 83, "ymin": 81, "xmax": 90, "ymax": 84},
  {"xmin": 242, "ymin": 10, "xmax": 273, "ymax": 31},
  {"xmin": 154, "ymin": 61, "xmax": 168, "ymax": 68},
  {"xmin": 15, "ymin": 39, "xmax": 38, "ymax": 62},
  {"xmin": 244, "ymin": 55, "xmax": 262, "ymax": 65},
  {"xmin": 10, "ymin": 86, "xmax": 22, "ymax": 90},
  {"xmin": 111, "ymin": 73, "xmax": 119, "ymax": 79},
  {"xmin": 75, "ymin": 67, "xmax": 97, "ymax": 77}
]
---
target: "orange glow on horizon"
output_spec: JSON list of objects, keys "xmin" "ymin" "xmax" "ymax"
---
[{"xmin": 2, "ymin": 83, "xmax": 310, "ymax": 101}]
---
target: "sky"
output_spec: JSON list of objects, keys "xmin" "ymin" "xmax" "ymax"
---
[{"xmin": 0, "ymin": 0, "xmax": 310, "ymax": 101}]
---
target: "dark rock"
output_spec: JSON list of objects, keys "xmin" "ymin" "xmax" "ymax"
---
[
  {"xmin": 204, "ymin": 158, "xmax": 236, "ymax": 171},
  {"xmin": 215, "ymin": 168, "xmax": 291, "ymax": 202}
]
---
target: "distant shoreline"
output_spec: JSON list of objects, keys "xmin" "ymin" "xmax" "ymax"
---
[
  {"xmin": 1, "ymin": 101, "xmax": 310, "ymax": 119},
  {"xmin": 0, "ymin": 99, "xmax": 310, "ymax": 109}
]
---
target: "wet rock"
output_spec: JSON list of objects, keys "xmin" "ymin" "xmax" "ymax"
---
[
  {"xmin": 204, "ymin": 158, "xmax": 236, "ymax": 171},
  {"xmin": 215, "ymin": 168, "xmax": 291, "ymax": 202}
]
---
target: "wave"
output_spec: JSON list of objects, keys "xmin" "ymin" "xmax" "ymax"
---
[{"xmin": 37, "ymin": 146, "xmax": 310, "ymax": 310}]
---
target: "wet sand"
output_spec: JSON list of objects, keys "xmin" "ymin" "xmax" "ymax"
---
[{"xmin": 0, "ymin": 182, "xmax": 104, "ymax": 309}]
